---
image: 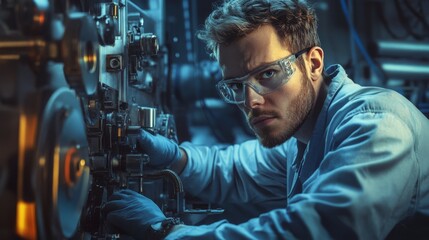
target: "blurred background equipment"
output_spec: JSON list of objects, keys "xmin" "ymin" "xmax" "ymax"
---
[
  {"xmin": 0, "ymin": 0, "xmax": 97, "ymax": 238},
  {"xmin": 0, "ymin": 0, "xmax": 428, "ymax": 239}
]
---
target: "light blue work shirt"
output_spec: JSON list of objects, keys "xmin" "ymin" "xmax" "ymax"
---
[{"xmin": 169, "ymin": 65, "xmax": 429, "ymax": 239}]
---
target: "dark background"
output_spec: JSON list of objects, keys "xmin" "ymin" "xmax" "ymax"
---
[{"xmin": 140, "ymin": 0, "xmax": 429, "ymax": 146}]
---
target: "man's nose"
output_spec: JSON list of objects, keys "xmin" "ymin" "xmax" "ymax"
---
[{"xmin": 244, "ymin": 84, "xmax": 264, "ymax": 108}]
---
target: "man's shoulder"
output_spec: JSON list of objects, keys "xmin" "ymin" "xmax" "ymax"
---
[
  {"xmin": 323, "ymin": 80, "xmax": 428, "ymax": 140},
  {"xmin": 331, "ymin": 82, "xmax": 414, "ymax": 119}
]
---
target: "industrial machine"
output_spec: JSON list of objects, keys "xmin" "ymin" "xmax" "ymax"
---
[
  {"xmin": 1, "ymin": 0, "xmax": 427, "ymax": 239},
  {"xmin": 0, "ymin": 0, "xmax": 222, "ymax": 239}
]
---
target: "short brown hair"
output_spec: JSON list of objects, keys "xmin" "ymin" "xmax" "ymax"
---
[{"xmin": 197, "ymin": 0, "xmax": 321, "ymax": 72}]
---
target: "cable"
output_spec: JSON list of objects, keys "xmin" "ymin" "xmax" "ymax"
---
[
  {"xmin": 340, "ymin": 0, "xmax": 385, "ymax": 82},
  {"xmin": 185, "ymin": 0, "xmax": 231, "ymax": 144},
  {"xmin": 395, "ymin": 0, "xmax": 429, "ymax": 40},
  {"xmin": 403, "ymin": 0, "xmax": 429, "ymax": 30},
  {"xmin": 376, "ymin": 2, "xmax": 408, "ymax": 39},
  {"xmin": 347, "ymin": 0, "xmax": 358, "ymax": 80},
  {"xmin": 418, "ymin": 0, "xmax": 429, "ymax": 27}
]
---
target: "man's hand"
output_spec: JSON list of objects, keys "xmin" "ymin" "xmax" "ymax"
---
[
  {"xmin": 138, "ymin": 130, "xmax": 182, "ymax": 168},
  {"xmin": 105, "ymin": 189, "xmax": 166, "ymax": 239}
]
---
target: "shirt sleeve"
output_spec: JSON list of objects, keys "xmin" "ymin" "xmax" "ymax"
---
[
  {"xmin": 168, "ymin": 111, "xmax": 419, "ymax": 239},
  {"xmin": 179, "ymin": 139, "xmax": 289, "ymax": 204}
]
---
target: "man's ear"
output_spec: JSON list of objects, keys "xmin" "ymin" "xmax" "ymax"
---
[{"xmin": 306, "ymin": 47, "xmax": 324, "ymax": 81}]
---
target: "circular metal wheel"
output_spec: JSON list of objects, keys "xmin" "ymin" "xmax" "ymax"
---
[
  {"xmin": 62, "ymin": 13, "xmax": 99, "ymax": 97},
  {"xmin": 34, "ymin": 87, "xmax": 90, "ymax": 239}
]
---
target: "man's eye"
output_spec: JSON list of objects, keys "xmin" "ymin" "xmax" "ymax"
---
[
  {"xmin": 260, "ymin": 69, "xmax": 277, "ymax": 80},
  {"xmin": 227, "ymin": 82, "xmax": 243, "ymax": 91}
]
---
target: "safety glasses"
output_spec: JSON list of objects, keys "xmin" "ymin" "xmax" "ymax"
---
[{"xmin": 216, "ymin": 47, "xmax": 310, "ymax": 104}]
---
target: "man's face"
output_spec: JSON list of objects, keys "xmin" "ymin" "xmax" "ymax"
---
[{"xmin": 218, "ymin": 25, "xmax": 315, "ymax": 148}]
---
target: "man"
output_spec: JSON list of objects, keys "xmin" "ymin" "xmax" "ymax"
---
[{"xmin": 104, "ymin": 0, "xmax": 429, "ymax": 239}]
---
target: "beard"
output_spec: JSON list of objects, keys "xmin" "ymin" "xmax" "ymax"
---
[{"xmin": 252, "ymin": 75, "xmax": 316, "ymax": 148}]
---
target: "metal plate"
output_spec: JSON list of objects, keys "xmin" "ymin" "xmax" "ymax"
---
[{"xmin": 34, "ymin": 88, "xmax": 90, "ymax": 239}]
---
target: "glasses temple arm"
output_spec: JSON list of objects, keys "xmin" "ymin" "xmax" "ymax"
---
[{"xmin": 294, "ymin": 47, "xmax": 313, "ymax": 58}]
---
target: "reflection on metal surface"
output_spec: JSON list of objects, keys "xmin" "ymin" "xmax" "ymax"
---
[
  {"xmin": 139, "ymin": 107, "xmax": 157, "ymax": 129},
  {"xmin": 16, "ymin": 201, "xmax": 37, "ymax": 239},
  {"xmin": 17, "ymin": 114, "xmax": 38, "ymax": 239},
  {"xmin": 380, "ymin": 61, "xmax": 429, "ymax": 80},
  {"xmin": 62, "ymin": 13, "xmax": 99, "ymax": 96}
]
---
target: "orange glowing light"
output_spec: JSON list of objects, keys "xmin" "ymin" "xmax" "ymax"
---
[
  {"xmin": 16, "ymin": 114, "xmax": 38, "ymax": 239},
  {"xmin": 16, "ymin": 201, "xmax": 37, "ymax": 239},
  {"xmin": 64, "ymin": 147, "xmax": 77, "ymax": 187},
  {"xmin": 33, "ymin": 13, "xmax": 45, "ymax": 25}
]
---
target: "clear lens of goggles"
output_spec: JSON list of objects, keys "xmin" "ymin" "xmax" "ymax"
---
[
  {"xmin": 216, "ymin": 49, "xmax": 307, "ymax": 104},
  {"xmin": 216, "ymin": 62, "xmax": 293, "ymax": 103},
  {"xmin": 216, "ymin": 48, "xmax": 310, "ymax": 104}
]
